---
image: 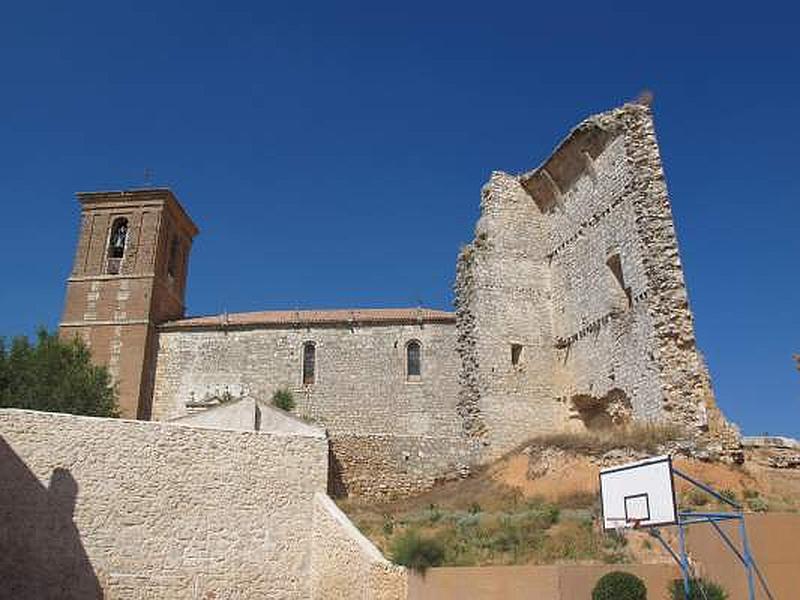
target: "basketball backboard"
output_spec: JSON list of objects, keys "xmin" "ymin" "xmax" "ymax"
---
[{"xmin": 599, "ymin": 455, "xmax": 677, "ymax": 530}]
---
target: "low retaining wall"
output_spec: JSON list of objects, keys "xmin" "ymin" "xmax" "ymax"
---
[
  {"xmin": 329, "ymin": 434, "xmax": 469, "ymax": 500},
  {"xmin": 688, "ymin": 513, "xmax": 800, "ymax": 600},
  {"xmin": 407, "ymin": 564, "xmax": 680, "ymax": 600}
]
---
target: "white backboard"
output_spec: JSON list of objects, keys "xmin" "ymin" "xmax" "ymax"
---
[{"xmin": 599, "ymin": 455, "xmax": 677, "ymax": 530}]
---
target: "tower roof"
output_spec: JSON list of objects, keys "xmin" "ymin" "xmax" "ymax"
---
[{"xmin": 76, "ymin": 187, "xmax": 198, "ymax": 237}]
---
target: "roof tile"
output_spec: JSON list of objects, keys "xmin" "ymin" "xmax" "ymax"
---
[{"xmin": 160, "ymin": 307, "xmax": 455, "ymax": 329}]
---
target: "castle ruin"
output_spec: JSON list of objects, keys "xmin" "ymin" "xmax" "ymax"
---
[{"xmin": 59, "ymin": 101, "xmax": 739, "ymax": 499}]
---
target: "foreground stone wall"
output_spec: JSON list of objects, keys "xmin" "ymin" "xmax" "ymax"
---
[
  {"xmin": 0, "ymin": 409, "xmax": 328, "ymax": 599},
  {"xmin": 153, "ymin": 321, "xmax": 470, "ymax": 498},
  {"xmin": 311, "ymin": 493, "xmax": 407, "ymax": 600}
]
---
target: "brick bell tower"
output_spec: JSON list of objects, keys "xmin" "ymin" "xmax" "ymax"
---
[{"xmin": 59, "ymin": 189, "xmax": 198, "ymax": 419}]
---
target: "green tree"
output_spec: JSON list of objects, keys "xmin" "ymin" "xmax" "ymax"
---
[{"xmin": 0, "ymin": 329, "xmax": 118, "ymax": 417}]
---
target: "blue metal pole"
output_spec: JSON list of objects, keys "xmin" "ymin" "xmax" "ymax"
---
[
  {"xmin": 677, "ymin": 517, "xmax": 692, "ymax": 600},
  {"xmin": 738, "ymin": 517, "xmax": 757, "ymax": 600}
]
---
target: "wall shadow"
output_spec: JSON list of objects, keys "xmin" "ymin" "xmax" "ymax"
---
[
  {"xmin": 327, "ymin": 444, "xmax": 348, "ymax": 498},
  {"xmin": 0, "ymin": 438, "xmax": 102, "ymax": 598}
]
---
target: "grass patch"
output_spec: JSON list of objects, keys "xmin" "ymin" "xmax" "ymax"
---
[
  {"xmin": 525, "ymin": 423, "xmax": 687, "ymax": 456},
  {"xmin": 375, "ymin": 498, "xmax": 627, "ymax": 568}
]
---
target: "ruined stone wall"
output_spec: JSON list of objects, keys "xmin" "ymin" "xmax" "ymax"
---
[
  {"xmin": 454, "ymin": 173, "xmax": 566, "ymax": 461},
  {"xmin": 455, "ymin": 103, "xmax": 737, "ymax": 460},
  {"xmin": 0, "ymin": 408, "xmax": 328, "ymax": 599},
  {"xmin": 311, "ymin": 493, "xmax": 407, "ymax": 600},
  {"xmin": 543, "ymin": 121, "xmax": 665, "ymax": 426},
  {"xmin": 152, "ymin": 322, "xmax": 470, "ymax": 497}
]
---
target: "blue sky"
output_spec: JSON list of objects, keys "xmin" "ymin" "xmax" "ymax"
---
[{"xmin": 0, "ymin": 1, "xmax": 797, "ymax": 436}]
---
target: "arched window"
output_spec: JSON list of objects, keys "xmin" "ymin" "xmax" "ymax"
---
[
  {"xmin": 108, "ymin": 218, "xmax": 128, "ymax": 258},
  {"xmin": 106, "ymin": 218, "xmax": 128, "ymax": 274},
  {"xmin": 302, "ymin": 342, "xmax": 316, "ymax": 385},
  {"xmin": 406, "ymin": 340, "xmax": 421, "ymax": 380}
]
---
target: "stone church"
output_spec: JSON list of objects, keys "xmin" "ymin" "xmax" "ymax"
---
[{"xmin": 59, "ymin": 101, "xmax": 738, "ymax": 498}]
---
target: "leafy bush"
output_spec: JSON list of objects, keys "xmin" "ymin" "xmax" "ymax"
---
[
  {"xmin": 271, "ymin": 388, "xmax": 295, "ymax": 411},
  {"xmin": 718, "ymin": 489, "xmax": 738, "ymax": 505},
  {"xmin": 0, "ymin": 329, "xmax": 118, "ymax": 417},
  {"xmin": 742, "ymin": 488, "xmax": 759, "ymax": 500},
  {"xmin": 592, "ymin": 571, "xmax": 647, "ymax": 600},
  {"xmin": 747, "ymin": 497, "xmax": 769, "ymax": 513},
  {"xmin": 669, "ymin": 578, "xmax": 728, "ymax": 600},
  {"xmin": 390, "ymin": 530, "xmax": 445, "ymax": 574},
  {"xmin": 685, "ymin": 489, "xmax": 709, "ymax": 507}
]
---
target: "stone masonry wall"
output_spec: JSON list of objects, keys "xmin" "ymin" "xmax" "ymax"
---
[
  {"xmin": 311, "ymin": 493, "xmax": 407, "ymax": 600},
  {"xmin": 0, "ymin": 408, "xmax": 328, "ymax": 599},
  {"xmin": 152, "ymin": 321, "xmax": 470, "ymax": 498},
  {"xmin": 543, "ymin": 120, "xmax": 665, "ymax": 426},
  {"xmin": 454, "ymin": 173, "xmax": 566, "ymax": 462},
  {"xmin": 455, "ymin": 102, "xmax": 738, "ymax": 462}
]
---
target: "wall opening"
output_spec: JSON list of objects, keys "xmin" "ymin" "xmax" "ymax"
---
[
  {"xmin": 302, "ymin": 342, "xmax": 316, "ymax": 385},
  {"xmin": 406, "ymin": 340, "xmax": 421, "ymax": 380},
  {"xmin": 106, "ymin": 217, "xmax": 128, "ymax": 274},
  {"xmin": 511, "ymin": 344, "xmax": 523, "ymax": 367},
  {"xmin": 167, "ymin": 236, "xmax": 180, "ymax": 280},
  {"xmin": 571, "ymin": 388, "xmax": 632, "ymax": 431},
  {"xmin": 606, "ymin": 252, "xmax": 632, "ymax": 308}
]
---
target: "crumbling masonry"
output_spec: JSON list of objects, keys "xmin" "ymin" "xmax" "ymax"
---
[{"xmin": 454, "ymin": 102, "xmax": 739, "ymax": 462}]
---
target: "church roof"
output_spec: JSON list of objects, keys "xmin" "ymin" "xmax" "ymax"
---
[{"xmin": 160, "ymin": 307, "xmax": 455, "ymax": 330}]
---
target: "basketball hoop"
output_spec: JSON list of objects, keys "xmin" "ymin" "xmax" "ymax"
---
[
  {"xmin": 598, "ymin": 455, "xmax": 776, "ymax": 600},
  {"xmin": 599, "ymin": 455, "xmax": 677, "ymax": 531}
]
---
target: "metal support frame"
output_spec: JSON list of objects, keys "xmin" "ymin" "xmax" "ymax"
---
[{"xmin": 641, "ymin": 468, "xmax": 774, "ymax": 600}]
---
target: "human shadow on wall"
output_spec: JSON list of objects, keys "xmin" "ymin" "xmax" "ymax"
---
[{"xmin": 0, "ymin": 438, "xmax": 103, "ymax": 599}]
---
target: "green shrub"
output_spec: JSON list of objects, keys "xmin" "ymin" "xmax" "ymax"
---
[
  {"xmin": 686, "ymin": 489, "xmax": 709, "ymax": 507},
  {"xmin": 390, "ymin": 530, "xmax": 445, "ymax": 574},
  {"xmin": 592, "ymin": 571, "xmax": 647, "ymax": 600},
  {"xmin": 742, "ymin": 488, "xmax": 759, "ymax": 500},
  {"xmin": 669, "ymin": 578, "xmax": 728, "ymax": 600},
  {"xmin": 271, "ymin": 388, "xmax": 295, "ymax": 411},
  {"xmin": 718, "ymin": 489, "xmax": 738, "ymax": 505},
  {"xmin": 747, "ymin": 497, "xmax": 769, "ymax": 513}
]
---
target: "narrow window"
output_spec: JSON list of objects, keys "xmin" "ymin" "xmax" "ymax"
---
[
  {"xmin": 511, "ymin": 344, "xmax": 523, "ymax": 366},
  {"xmin": 302, "ymin": 342, "xmax": 316, "ymax": 385},
  {"xmin": 168, "ymin": 237, "xmax": 180, "ymax": 279},
  {"xmin": 407, "ymin": 341, "xmax": 421, "ymax": 379},
  {"xmin": 606, "ymin": 252, "xmax": 632, "ymax": 307},
  {"xmin": 107, "ymin": 217, "xmax": 128, "ymax": 274}
]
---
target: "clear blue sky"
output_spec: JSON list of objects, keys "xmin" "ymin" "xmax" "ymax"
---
[{"xmin": 0, "ymin": 1, "xmax": 797, "ymax": 436}]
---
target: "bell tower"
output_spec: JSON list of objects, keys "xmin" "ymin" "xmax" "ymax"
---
[{"xmin": 59, "ymin": 188, "xmax": 199, "ymax": 419}]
